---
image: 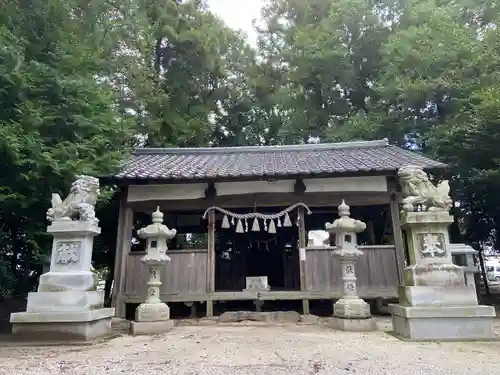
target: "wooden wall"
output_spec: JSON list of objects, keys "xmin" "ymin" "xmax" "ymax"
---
[
  {"xmin": 304, "ymin": 245, "xmax": 399, "ymax": 298},
  {"xmin": 124, "ymin": 245, "xmax": 399, "ymax": 302},
  {"xmin": 125, "ymin": 249, "xmax": 208, "ymax": 300}
]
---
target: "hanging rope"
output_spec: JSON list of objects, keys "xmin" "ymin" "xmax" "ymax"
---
[
  {"xmin": 202, "ymin": 202, "xmax": 312, "ymax": 221},
  {"xmin": 202, "ymin": 202, "xmax": 312, "ymax": 234}
]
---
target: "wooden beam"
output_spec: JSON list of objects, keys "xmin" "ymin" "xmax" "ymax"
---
[
  {"xmin": 206, "ymin": 210, "xmax": 215, "ymax": 317},
  {"xmin": 297, "ymin": 206, "xmax": 310, "ymax": 314},
  {"xmin": 123, "ymin": 288, "xmax": 399, "ymax": 303},
  {"xmin": 387, "ymin": 177, "xmax": 405, "ymax": 284},
  {"xmin": 106, "ymin": 170, "xmax": 399, "ymax": 186},
  {"xmin": 127, "ymin": 192, "xmax": 391, "ymax": 213},
  {"xmin": 115, "ymin": 205, "xmax": 134, "ymax": 318},
  {"xmin": 111, "ymin": 187, "xmax": 127, "ymax": 311},
  {"xmin": 294, "ymin": 178, "xmax": 306, "ymax": 194},
  {"xmin": 204, "ymin": 181, "xmax": 217, "ymax": 199}
]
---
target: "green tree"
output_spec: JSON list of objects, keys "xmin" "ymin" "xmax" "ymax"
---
[{"xmin": 0, "ymin": 0, "xmax": 136, "ymax": 296}]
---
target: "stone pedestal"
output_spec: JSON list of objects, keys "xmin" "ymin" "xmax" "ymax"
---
[
  {"xmin": 130, "ymin": 207, "xmax": 176, "ymax": 335},
  {"xmin": 130, "ymin": 303, "xmax": 174, "ymax": 335},
  {"xmin": 38, "ymin": 221, "xmax": 100, "ymax": 293},
  {"xmin": 389, "ymin": 211, "xmax": 496, "ymax": 341},
  {"xmin": 11, "ymin": 220, "xmax": 114, "ymax": 342},
  {"xmin": 330, "ymin": 298, "xmax": 377, "ymax": 331},
  {"xmin": 326, "ymin": 201, "xmax": 376, "ymax": 331}
]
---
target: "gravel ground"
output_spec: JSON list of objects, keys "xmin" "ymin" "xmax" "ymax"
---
[{"xmin": 1, "ymin": 320, "xmax": 500, "ymax": 375}]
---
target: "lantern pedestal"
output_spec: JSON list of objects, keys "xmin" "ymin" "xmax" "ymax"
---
[
  {"xmin": 131, "ymin": 261, "xmax": 173, "ymax": 335},
  {"xmin": 330, "ymin": 249, "xmax": 376, "ymax": 332},
  {"xmin": 131, "ymin": 303, "xmax": 174, "ymax": 335},
  {"xmin": 389, "ymin": 210, "xmax": 496, "ymax": 340},
  {"xmin": 130, "ymin": 208, "xmax": 176, "ymax": 336},
  {"xmin": 326, "ymin": 201, "xmax": 376, "ymax": 332}
]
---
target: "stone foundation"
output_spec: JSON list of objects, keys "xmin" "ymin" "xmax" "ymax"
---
[
  {"xmin": 37, "ymin": 271, "xmax": 96, "ymax": 293},
  {"xmin": 389, "ymin": 304, "xmax": 496, "ymax": 341},
  {"xmin": 10, "ymin": 308, "xmax": 114, "ymax": 342},
  {"xmin": 398, "ymin": 285, "xmax": 478, "ymax": 306},
  {"xmin": 135, "ymin": 302, "xmax": 170, "ymax": 322},
  {"xmin": 218, "ymin": 311, "xmax": 301, "ymax": 323},
  {"xmin": 330, "ymin": 317, "xmax": 377, "ymax": 332},
  {"xmin": 130, "ymin": 320, "xmax": 175, "ymax": 335},
  {"xmin": 25, "ymin": 291, "xmax": 105, "ymax": 312}
]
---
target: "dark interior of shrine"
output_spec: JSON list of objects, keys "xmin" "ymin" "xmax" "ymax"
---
[{"xmin": 129, "ymin": 204, "xmax": 393, "ymax": 318}]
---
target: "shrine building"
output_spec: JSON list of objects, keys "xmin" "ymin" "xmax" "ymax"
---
[{"xmin": 108, "ymin": 139, "xmax": 446, "ymax": 318}]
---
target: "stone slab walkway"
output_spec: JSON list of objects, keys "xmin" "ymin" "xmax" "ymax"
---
[{"xmin": 1, "ymin": 320, "xmax": 500, "ymax": 375}]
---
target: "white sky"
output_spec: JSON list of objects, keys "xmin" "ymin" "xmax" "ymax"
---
[{"xmin": 207, "ymin": 0, "xmax": 265, "ymax": 45}]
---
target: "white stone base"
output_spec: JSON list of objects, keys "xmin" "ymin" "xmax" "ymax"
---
[
  {"xmin": 130, "ymin": 320, "xmax": 174, "ymax": 335},
  {"xmin": 10, "ymin": 308, "xmax": 115, "ymax": 342},
  {"xmin": 135, "ymin": 302, "xmax": 170, "ymax": 322},
  {"xmin": 389, "ymin": 304, "xmax": 497, "ymax": 341},
  {"xmin": 398, "ymin": 285, "xmax": 478, "ymax": 306},
  {"xmin": 38, "ymin": 271, "xmax": 96, "ymax": 292},
  {"xmin": 333, "ymin": 298, "xmax": 371, "ymax": 319},
  {"xmin": 130, "ymin": 302, "xmax": 173, "ymax": 336},
  {"xmin": 330, "ymin": 317, "xmax": 376, "ymax": 332},
  {"xmin": 26, "ymin": 291, "xmax": 104, "ymax": 312},
  {"xmin": 403, "ymin": 264, "xmax": 465, "ymax": 287}
]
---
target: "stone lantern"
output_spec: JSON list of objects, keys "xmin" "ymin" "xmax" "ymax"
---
[
  {"xmin": 130, "ymin": 207, "xmax": 177, "ymax": 335},
  {"xmin": 325, "ymin": 200, "xmax": 375, "ymax": 331}
]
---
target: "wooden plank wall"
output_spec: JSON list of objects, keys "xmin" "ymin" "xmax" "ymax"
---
[
  {"xmin": 125, "ymin": 249, "xmax": 208, "ymax": 298},
  {"xmin": 304, "ymin": 245, "xmax": 399, "ymax": 297}
]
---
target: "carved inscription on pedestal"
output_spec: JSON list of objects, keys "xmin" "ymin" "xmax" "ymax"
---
[
  {"xmin": 345, "ymin": 265, "xmax": 354, "ymax": 275},
  {"xmin": 55, "ymin": 241, "xmax": 81, "ymax": 265},
  {"xmin": 417, "ymin": 233, "xmax": 446, "ymax": 258},
  {"xmin": 346, "ymin": 282, "xmax": 356, "ymax": 293}
]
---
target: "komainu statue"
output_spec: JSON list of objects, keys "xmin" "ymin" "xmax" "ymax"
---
[
  {"xmin": 397, "ymin": 165, "xmax": 452, "ymax": 213},
  {"xmin": 46, "ymin": 175, "xmax": 100, "ymax": 223}
]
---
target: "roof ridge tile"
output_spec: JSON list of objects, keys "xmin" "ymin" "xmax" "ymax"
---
[{"xmin": 132, "ymin": 139, "xmax": 389, "ymax": 155}]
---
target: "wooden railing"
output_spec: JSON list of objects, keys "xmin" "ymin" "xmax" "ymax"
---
[
  {"xmin": 124, "ymin": 249, "xmax": 208, "ymax": 299},
  {"xmin": 304, "ymin": 245, "xmax": 399, "ymax": 298}
]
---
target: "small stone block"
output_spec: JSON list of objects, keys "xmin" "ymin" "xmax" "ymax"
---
[
  {"xmin": 38, "ymin": 271, "xmax": 96, "ymax": 292},
  {"xmin": 26, "ymin": 291, "xmax": 105, "ymax": 312},
  {"xmin": 398, "ymin": 285, "xmax": 478, "ymax": 307},
  {"xmin": 218, "ymin": 311, "xmax": 301, "ymax": 323},
  {"xmin": 330, "ymin": 317, "xmax": 376, "ymax": 332},
  {"xmin": 401, "ymin": 211, "xmax": 454, "ymax": 226},
  {"xmin": 333, "ymin": 298, "xmax": 371, "ymax": 319},
  {"xmin": 135, "ymin": 303, "xmax": 170, "ymax": 322},
  {"xmin": 130, "ymin": 320, "xmax": 174, "ymax": 335},
  {"xmin": 403, "ymin": 264, "xmax": 465, "ymax": 287}
]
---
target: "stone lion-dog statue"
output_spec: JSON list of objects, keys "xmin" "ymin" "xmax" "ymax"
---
[
  {"xmin": 46, "ymin": 175, "xmax": 100, "ymax": 223},
  {"xmin": 397, "ymin": 165, "xmax": 452, "ymax": 213}
]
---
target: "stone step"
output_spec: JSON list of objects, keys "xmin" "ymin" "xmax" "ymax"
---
[{"xmin": 111, "ymin": 318, "xmax": 130, "ymax": 332}]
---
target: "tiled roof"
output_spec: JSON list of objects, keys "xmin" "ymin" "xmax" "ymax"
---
[{"xmin": 115, "ymin": 140, "xmax": 446, "ymax": 181}]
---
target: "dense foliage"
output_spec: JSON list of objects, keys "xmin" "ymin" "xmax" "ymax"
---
[{"xmin": 1, "ymin": 0, "xmax": 500, "ymax": 297}]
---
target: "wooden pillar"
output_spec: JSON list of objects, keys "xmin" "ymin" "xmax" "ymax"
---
[
  {"xmin": 388, "ymin": 178, "xmax": 405, "ymax": 284},
  {"xmin": 366, "ymin": 220, "xmax": 376, "ymax": 245},
  {"xmin": 111, "ymin": 187, "xmax": 134, "ymax": 318},
  {"xmin": 298, "ymin": 207, "xmax": 310, "ymax": 314},
  {"xmin": 206, "ymin": 210, "xmax": 215, "ymax": 317}
]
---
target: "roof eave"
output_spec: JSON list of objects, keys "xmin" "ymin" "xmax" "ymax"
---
[{"xmin": 101, "ymin": 166, "xmax": 448, "ymax": 186}]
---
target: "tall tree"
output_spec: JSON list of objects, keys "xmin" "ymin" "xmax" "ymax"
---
[
  {"xmin": 255, "ymin": 0, "xmax": 390, "ymax": 143},
  {"xmin": 0, "ymin": 0, "xmax": 137, "ymax": 296}
]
